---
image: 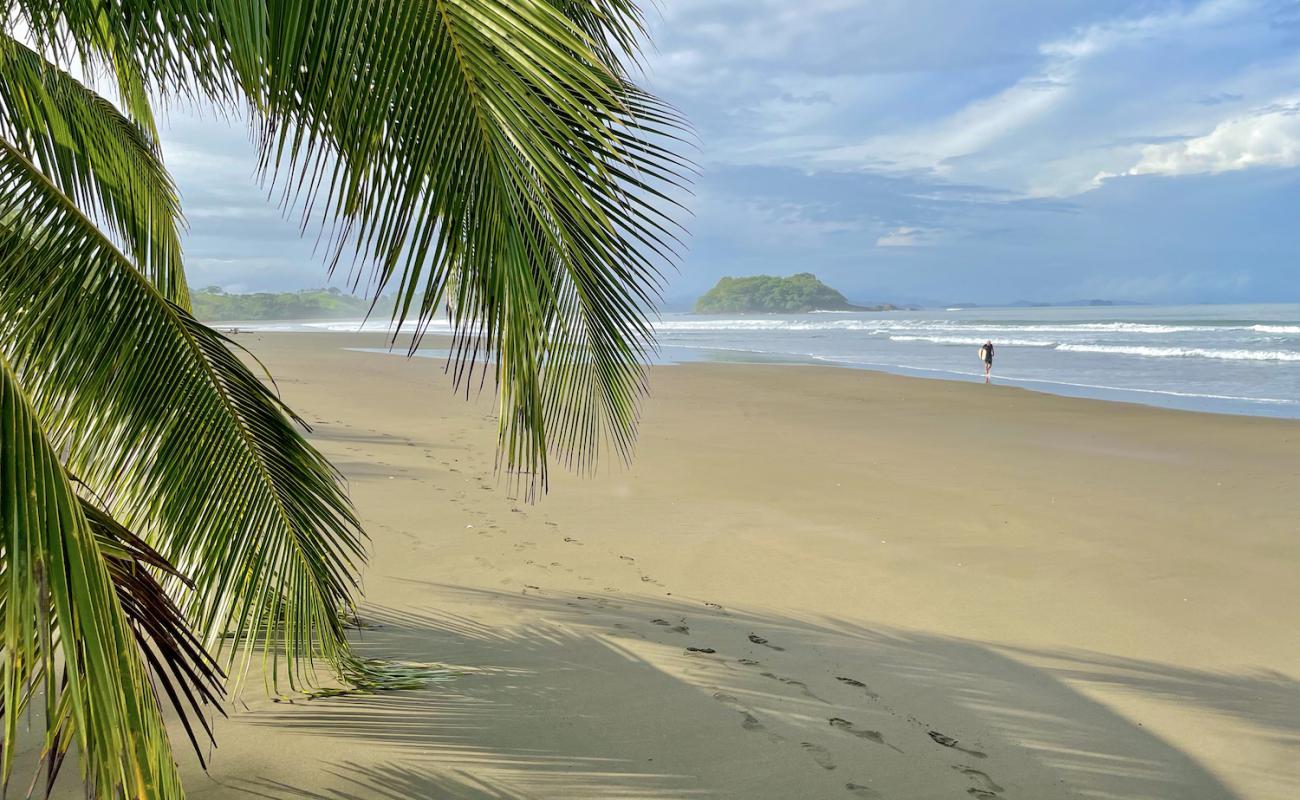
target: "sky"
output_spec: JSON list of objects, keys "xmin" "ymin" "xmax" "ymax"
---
[{"xmin": 163, "ymin": 0, "xmax": 1300, "ymax": 306}]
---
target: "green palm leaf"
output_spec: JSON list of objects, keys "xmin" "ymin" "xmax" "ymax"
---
[
  {"xmin": 0, "ymin": 2, "xmax": 688, "ymax": 796},
  {"xmin": 251, "ymin": 0, "xmax": 690, "ymax": 487},
  {"xmin": 0, "ymin": 35, "xmax": 188, "ymax": 305},
  {"xmin": 82, "ymin": 498, "xmax": 225, "ymax": 772},
  {"xmin": 31, "ymin": 498, "xmax": 226, "ymax": 794},
  {"xmin": 542, "ymin": 0, "xmax": 656, "ymax": 72},
  {"xmin": 0, "ymin": 353, "xmax": 184, "ymax": 798},
  {"xmin": 0, "ymin": 141, "xmax": 364, "ymax": 690},
  {"xmin": 6, "ymin": 0, "xmax": 691, "ymax": 485},
  {"xmin": 3, "ymin": 0, "xmax": 263, "ymax": 108}
]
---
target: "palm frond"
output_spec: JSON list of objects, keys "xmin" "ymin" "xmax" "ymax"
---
[
  {"xmin": 0, "ymin": 141, "xmax": 365, "ymax": 691},
  {"xmin": 0, "ymin": 353, "xmax": 184, "ymax": 799},
  {"xmin": 0, "ymin": 34, "xmax": 188, "ymax": 304},
  {"xmin": 1, "ymin": 0, "xmax": 263, "ymax": 107},
  {"xmin": 544, "ymin": 0, "xmax": 650, "ymax": 70},
  {"xmin": 82, "ymin": 498, "xmax": 226, "ymax": 771},
  {"xmin": 254, "ymin": 0, "xmax": 691, "ymax": 489},
  {"xmin": 30, "ymin": 497, "xmax": 226, "ymax": 794},
  {"xmin": 4, "ymin": 0, "xmax": 692, "ymax": 487}
]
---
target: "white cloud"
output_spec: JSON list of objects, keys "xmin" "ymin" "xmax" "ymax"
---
[
  {"xmin": 825, "ymin": 76, "xmax": 1068, "ymax": 174},
  {"xmin": 807, "ymin": 0, "xmax": 1265, "ymax": 195},
  {"xmin": 1039, "ymin": 0, "xmax": 1250, "ymax": 61},
  {"xmin": 1103, "ymin": 102, "xmax": 1300, "ymax": 179},
  {"xmin": 875, "ymin": 226, "xmax": 934, "ymax": 247}
]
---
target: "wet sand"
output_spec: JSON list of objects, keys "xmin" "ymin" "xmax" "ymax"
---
[{"xmin": 103, "ymin": 332, "xmax": 1300, "ymax": 799}]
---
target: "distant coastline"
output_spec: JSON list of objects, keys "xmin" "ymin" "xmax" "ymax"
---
[{"xmin": 192, "ymin": 287, "xmax": 397, "ymax": 321}]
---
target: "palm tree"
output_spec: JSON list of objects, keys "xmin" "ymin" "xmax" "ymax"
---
[{"xmin": 0, "ymin": 2, "xmax": 687, "ymax": 797}]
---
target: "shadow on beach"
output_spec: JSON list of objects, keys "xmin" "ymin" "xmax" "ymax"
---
[{"xmin": 213, "ymin": 584, "xmax": 1297, "ymax": 800}]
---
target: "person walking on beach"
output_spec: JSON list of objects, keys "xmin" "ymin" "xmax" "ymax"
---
[{"xmin": 979, "ymin": 340, "xmax": 994, "ymax": 383}]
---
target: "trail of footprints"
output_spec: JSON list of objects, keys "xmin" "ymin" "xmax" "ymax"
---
[
  {"xmin": 655, "ymin": 615, "xmax": 1003, "ymax": 797},
  {"xmin": 442, "ymin": 494, "xmax": 1004, "ymax": 798}
]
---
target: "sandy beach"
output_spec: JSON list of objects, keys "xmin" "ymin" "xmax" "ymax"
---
[{"xmin": 131, "ymin": 331, "xmax": 1300, "ymax": 799}]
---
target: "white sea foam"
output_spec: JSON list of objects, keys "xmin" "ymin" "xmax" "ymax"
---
[
  {"xmin": 806, "ymin": 356, "xmax": 1294, "ymax": 403},
  {"xmin": 233, "ymin": 316, "xmax": 1291, "ymax": 338},
  {"xmin": 655, "ymin": 319, "xmax": 890, "ymax": 331},
  {"xmin": 889, "ymin": 335, "xmax": 1057, "ymax": 347},
  {"xmin": 988, "ymin": 322, "xmax": 1192, "ymax": 334},
  {"xmin": 253, "ymin": 315, "xmax": 1262, "ymax": 337},
  {"xmin": 654, "ymin": 318, "xmax": 1213, "ymax": 334},
  {"xmin": 1003, "ymin": 376, "xmax": 1296, "ymax": 404},
  {"xmin": 807, "ymin": 356, "xmax": 1296, "ymax": 405},
  {"xmin": 1251, "ymin": 324, "xmax": 1300, "ymax": 334},
  {"xmin": 1056, "ymin": 344, "xmax": 1300, "ymax": 362},
  {"xmin": 306, "ymin": 319, "xmax": 453, "ymax": 333},
  {"xmin": 220, "ymin": 323, "xmax": 303, "ymax": 332},
  {"xmin": 229, "ymin": 307, "xmax": 1300, "ymax": 417}
]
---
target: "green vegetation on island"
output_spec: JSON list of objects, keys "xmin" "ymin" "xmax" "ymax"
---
[
  {"xmin": 192, "ymin": 286, "xmax": 387, "ymax": 321},
  {"xmin": 694, "ymin": 274, "xmax": 895, "ymax": 313}
]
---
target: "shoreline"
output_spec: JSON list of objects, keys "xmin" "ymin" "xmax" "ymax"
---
[
  {"xmin": 337, "ymin": 335, "xmax": 1300, "ymax": 421},
  {"xmin": 206, "ymin": 309, "xmax": 1300, "ymax": 420},
  {"xmin": 101, "ymin": 330, "xmax": 1300, "ymax": 800}
]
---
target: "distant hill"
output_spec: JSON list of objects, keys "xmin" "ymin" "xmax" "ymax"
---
[
  {"xmin": 192, "ymin": 287, "xmax": 387, "ymax": 321},
  {"xmin": 695, "ymin": 274, "xmax": 895, "ymax": 313}
]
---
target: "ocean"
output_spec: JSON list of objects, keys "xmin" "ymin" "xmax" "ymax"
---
[{"xmin": 235, "ymin": 303, "xmax": 1300, "ymax": 419}]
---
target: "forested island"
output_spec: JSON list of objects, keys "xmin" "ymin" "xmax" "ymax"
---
[
  {"xmin": 694, "ymin": 274, "xmax": 895, "ymax": 313},
  {"xmin": 192, "ymin": 287, "xmax": 388, "ymax": 320}
]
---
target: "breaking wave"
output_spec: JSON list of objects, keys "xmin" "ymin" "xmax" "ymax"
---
[
  {"xmin": 889, "ymin": 335, "xmax": 1056, "ymax": 347},
  {"xmin": 1055, "ymin": 344, "xmax": 1300, "ymax": 362}
]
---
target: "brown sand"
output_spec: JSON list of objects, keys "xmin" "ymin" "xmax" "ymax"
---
[{"xmin": 64, "ymin": 332, "xmax": 1300, "ymax": 798}]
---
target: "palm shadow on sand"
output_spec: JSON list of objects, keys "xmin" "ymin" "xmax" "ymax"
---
[{"xmin": 223, "ymin": 584, "xmax": 1296, "ymax": 800}]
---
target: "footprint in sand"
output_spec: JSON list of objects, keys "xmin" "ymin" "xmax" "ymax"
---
[
  {"xmin": 575, "ymin": 596, "xmax": 614, "ymax": 608},
  {"xmin": 686, "ymin": 646, "xmax": 717, "ymax": 654},
  {"xmin": 748, "ymin": 633, "xmax": 786, "ymax": 651},
  {"xmin": 928, "ymin": 731, "xmax": 986, "ymax": 759},
  {"xmin": 651, "ymin": 618, "xmax": 690, "ymax": 634},
  {"xmin": 835, "ymin": 677, "xmax": 880, "ymax": 699},
  {"xmin": 712, "ymin": 693, "xmax": 784, "ymax": 743},
  {"xmin": 800, "ymin": 742, "xmax": 837, "ymax": 770},
  {"xmin": 619, "ymin": 555, "xmax": 636, "ymax": 562},
  {"xmin": 737, "ymin": 658, "xmax": 761, "ymax": 666},
  {"xmin": 954, "ymin": 766, "xmax": 1003, "ymax": 797},
  {"xmin": 564, "ymin": 537, "xmax": 582, "ymax": 545},
  {"xmin": 760, "ymin": 672, "xmax": 827, "ymax": 703},
  {"xmin": 844, "ymin": 783, "xmax": 882, "ymax": 798},
  {"xmin": 611, "ymin": 623, "xmax": 646, "ymax": 640},
  {"xmin": 711, "ymin": 693, "xmax": 763, "ymax": 731},
  {"xmin": 829, "ymin": 718, "xmax": 902, "ymax": 752}
]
